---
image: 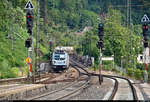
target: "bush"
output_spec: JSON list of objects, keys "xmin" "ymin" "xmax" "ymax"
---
[
  {"xmin": 21, "ymin": 66, "xmax": 28, "ymax": 76},
  {"xmin": 127, "ymin": 68, "xmax": 134, "ymax": 77},
  {"xmin": 134, "ymin": 69, "xmax": 143, "ymax": 80},
  {"xmin": 103, "ymin": 61, "xmax": 113, "ymax": 65},
  {"xmin": 102, "ymin": 61, "xmax": 113, "ymax": 71},
  {"xmin": 10, "ymin": 67, "xmax": 19, "ymax": 78},
  {"xmin": 103, "ymin": 64, "xmax": 112, "ymax": 71},
  {"xmin": 111, "ymin": 68, "xmax": 120, "ymax": 73},
  {"xmin": 136, "ymin": 63, "xmax": 144, "ymax": 70}
]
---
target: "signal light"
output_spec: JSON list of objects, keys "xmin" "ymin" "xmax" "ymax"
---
[
  {"xmin": 98, "ymin": 23, "xmax": 104, "ymax": 33},
  {"xmin": 27, "ymin": 29, "xmax": 32, "ymax": 34},
  {"xmin": 142, "ymin": 23, "xmax": 149, "ymax": 48},
  {"xmin": 143, "ymin": 25, "xmax": 148, "ymax": 31},
  {"xmin": 31, "ymin": 16, "xmax": 33, "ymax": 19},
  {"xmin": 146, "ymin": 26, "xmax": 148, "ymax": 29},
  {"xmin": 144, "ymin": 36, "xmax": 148, "ymax": 41},
  {"xmin": 144, "ymin": 41, "xmax": 148, "ymax": 48},
  {"xmin": 98, "ymin": 23, "xmax": 104, "ymax": 40},
  {"xmin": 142, "ymin": 23, "xmax": 148, "ymax": 34},
  {"xmin": 26, "ymin": 11, "xmax": 33, "ymax": 34},
  {"xmin": 96, "ymin": 40, "xmax": 103, "ymax": 49},
  {"xmin": 25, "ymin": 38, "xmax": 32, "ymax": 48}
]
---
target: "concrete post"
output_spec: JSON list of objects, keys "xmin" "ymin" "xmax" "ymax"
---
[
  {"xmin": 99, "ymin": 48, "xmax": 103, "ymax": 85},
  {"xmin": 143, "ymin": 47, "xmax": 149, "ymax": 83}
]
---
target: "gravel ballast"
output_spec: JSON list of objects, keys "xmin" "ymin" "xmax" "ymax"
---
[{"xmin": 67, "ymin": 76, "xmax": 114, "ymax": 100}]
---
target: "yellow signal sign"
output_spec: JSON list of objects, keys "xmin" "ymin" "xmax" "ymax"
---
[{"xmin": 25, "ymin": 57, "xmax": 31, "ymax": 64}]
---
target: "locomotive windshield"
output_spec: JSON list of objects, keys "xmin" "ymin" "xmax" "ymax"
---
[{"xmin": 54, "ymin": 53, "xmax": 65, "ymax": 60}]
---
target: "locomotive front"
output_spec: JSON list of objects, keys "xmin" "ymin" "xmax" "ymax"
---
[{"xmin": 52, "ymin": 50, "xmax": 69, "ymax": 72}]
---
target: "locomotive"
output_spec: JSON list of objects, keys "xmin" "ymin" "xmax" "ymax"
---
[{"xmin": 51, "ymin": 49, "xmax": 69, "ymax": 72}]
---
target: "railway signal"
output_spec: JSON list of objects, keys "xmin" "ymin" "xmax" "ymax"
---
[
  {"xmin": 25, "ymin": 0, "xmax": 35, "ymax": 84},
  {"xmin": 26, "ymin": 10, "xmax": 33, "ymax": 35},
  {"xmin": 98, "ymin": 23, "xmax": 104, "ymax": 40},
  {"xmin": 96, "ymin": 40, "xmax": 103, "ymax": 49},
  {"xmin": 97, "ymin": 23, "xmax": 104, "ymax": 49},
  {"xmin": 142, "ymin": 23, "xmax": 149, "ymax": 48},
  {"xmin": 144, "ymin": 41, "xmax": 148, "ymax": 48},
  {"xmin": 25, "ymin": 38, "xmax": 32, "ymax": 48},
  {"xmin": 142, "ymin": 23, "xmax": 148, "ymax": 36},
  {"xmin": 97, "ymin": 23, "xmax": 104, "ymax": 85},
  {"xmin": 141, "ymin": 14, "xmax": 149, "ymax": 83}
]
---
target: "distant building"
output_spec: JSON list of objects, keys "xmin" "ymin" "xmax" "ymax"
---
[
  {"xmin": 137, "ymin": 54, "xmax": 143, "ymax": 63},
  {"xmin": 102, "ymin": 57, "xmax": 114, "ymax": 61},
  {"xmin": 137, "ymin": 47, "xmax": 150, "ymax": 64}
]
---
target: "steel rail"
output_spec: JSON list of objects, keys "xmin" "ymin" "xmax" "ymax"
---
[
  {"xmin": 55, "ymin": 79, "xmax": 90, "ymax": 100},
  {"xmin": 82, "ymin": 72, "xmax": 138, "ymax": 100},
  {"xmin": 83, "ymin": 72, "xmax": 138, "ymax": 100},
  {"xmin": 70, "ymin": 59, "xmax": 89, "ymax": 74},
  {"xmin": 102, "ymin": 76, "xmax": 119, "ymax": 100},
  {"xmin": 102, "ymin": 75, "xmax": 138, "ymax": 100},
  {"xmin": 35, "ymin": 72, "xmax": 66, "ymax": 84},
  {"xmin": 70, "ymin": 57, "xmax": 137, "ymax": 100},
  {"xmin": 28, "ymin": 62, "xmax": 91, "ymax": 100},
  {"xmin": 54, "ymin": 63, "xmax": 91, "ymax": 100},
  {"xmin": 28, "ymin": 75, "xmax": 89, "ymax": 100}
]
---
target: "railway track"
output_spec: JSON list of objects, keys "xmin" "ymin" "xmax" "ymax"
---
[
  {"xmin": 28, "ymin": 77, "xmax": 90, "ymax": 100},
  {"xmin": 0, "ymin": 56, "xmax": 83, "ymax": 85},
  {"xmin": 105, "ymin": 75, "xmax": 138, "ymax": 100},
  {"xmin": 0, "ymin": 66, "xmax": 80, "ymax": 100},
  {"xmin": 0, "ymin": 57, "xmax": 139, "ymax": 100},
  {"xmin": 70, "ymin": 57, "xmax": 138, "ymax": 100},
  {"xmin": 0, "ymin": 73, "xmax": 54, "ymax": 85},
  {"xmin": 82, "ymin": 73, "xmax": 138, "ymax": 100},
  {"xmin": 0, "ymin": 77, "xmax": 27, "ymax": 85},
  {"xmin": 27, "ymin": 64, "xmax": 91, "ymax": 100}
]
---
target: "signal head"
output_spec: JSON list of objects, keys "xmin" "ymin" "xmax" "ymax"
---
[
  {"xmin": 98, "ymin": 23, "xmax": 104, "ymax": 39},
  {"xmin": 26, "ymin": 10, "xmax": 33, "ymax": 32},
  {"xmin": 25, "ymin": 38, "xmax": 32, "ymax": 48},
  {"xmin": 98, "ymin": 23, "xmax": 104, "ymax": 27},
  {"xmin": 144, "ymin": 41, "xmax": 148, "ymax": 48},
  {"xmin": 96, "ymin": 40, "xmax": 104, "ymax": 49},
  {"xmin": 142, "ymin": 23, "xmax": 148, "ymax": 31},
  {"xmin": 27, "ymin": 16, "xmax": 29, "ymax": 19}
]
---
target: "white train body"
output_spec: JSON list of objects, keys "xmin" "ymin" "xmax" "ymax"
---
[{"xmin": 52, "ymin": 50, "xmax": 69, "ymax": 71}]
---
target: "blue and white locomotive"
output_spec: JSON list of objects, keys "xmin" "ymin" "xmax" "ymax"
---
[{"xmin": 52, "ymin": 49, "xmax": 69, "ymax": 72}]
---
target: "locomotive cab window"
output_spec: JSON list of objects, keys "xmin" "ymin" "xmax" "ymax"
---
[{"xmin": 54, "ymin": 54, "xmax": 65, "ymax": 60}]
